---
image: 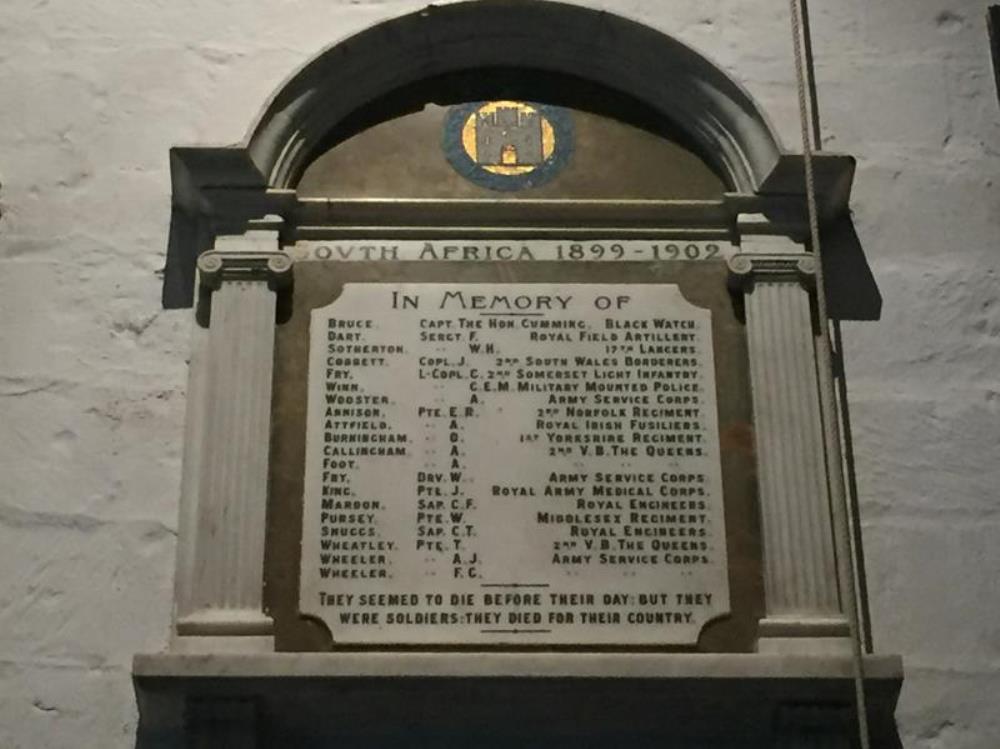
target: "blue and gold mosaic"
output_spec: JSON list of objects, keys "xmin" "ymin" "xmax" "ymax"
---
[{"xmin": 442, "ymin": 101, "xmax": 573, "ymax": 191}]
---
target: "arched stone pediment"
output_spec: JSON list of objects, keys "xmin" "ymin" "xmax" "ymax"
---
[
  {"xmin": 164, "ymin": 0, "xmax": 860, "ymax": 311},
  {"xmin": 246, "ymin": 0, "xmax": 783, "ymax": 192}
]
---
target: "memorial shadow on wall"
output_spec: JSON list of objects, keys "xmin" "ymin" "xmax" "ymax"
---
[
  {"xmin": 822, "ymin": 215, "xmax": 881, "ymax": 323},
  {"xmin": 820, "ymin": 213, "xmax": 882, "ymax": 652}
]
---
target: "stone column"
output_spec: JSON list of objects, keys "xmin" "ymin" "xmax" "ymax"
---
[
  {"xmin": 173, "ymin": 229, "xmax": 292, "ymax": 652},
  {"xmin": 728, "ymin": 236, "xmax": 850, "ymax": 654}
]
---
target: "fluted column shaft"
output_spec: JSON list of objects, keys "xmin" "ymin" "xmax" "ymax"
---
[
  {"xmin": 173, "ymin": 230, "xmax": 292, "ymax": 649},
  {"xmin": 729, "ymin": 247, "xmax": 849, "ymax": 653}
]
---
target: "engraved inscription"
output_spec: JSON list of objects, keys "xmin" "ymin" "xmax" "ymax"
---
[
  {"xmin": 290, "ymin": 239, "xmax": 732, "ymax": 263},
  {"xmin": 299, "ymin": 283, "xmax": 729, "ymax": 645}
]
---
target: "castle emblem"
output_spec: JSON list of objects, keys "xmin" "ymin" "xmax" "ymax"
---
[{"xmin": 443, "ymin": 101, "xmax": 572, "ymax": 191}]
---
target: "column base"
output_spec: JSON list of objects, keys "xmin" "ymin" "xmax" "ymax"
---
[
  {"xmin": 171, "ymin": 635, "xmax": 276, "ymax": 654},
  {"xmin": 756, "ymin": 617, "xmax": 852, "ymax": 655},
  {"xmin": 175, "ymin": 609, "xmax": 275, "ymax": 653}
]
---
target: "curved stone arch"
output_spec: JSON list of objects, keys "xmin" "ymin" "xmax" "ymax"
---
[
  {"xmin": 165, "ymin": 0, "xmax": 864, "ymax": 311},
  {"xmin": 244, "ymin": 0, "xmax": 785, "ymax": 193}
]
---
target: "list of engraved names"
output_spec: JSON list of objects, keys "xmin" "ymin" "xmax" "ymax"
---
[{"xmin": 299, "ymin": 283, "xmax": 729, "ymax": 645}]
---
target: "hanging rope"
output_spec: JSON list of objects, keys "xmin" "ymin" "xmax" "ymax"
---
[{"xmin": 787, "ymin": 2, "xmax": 873, "ymax": 747}]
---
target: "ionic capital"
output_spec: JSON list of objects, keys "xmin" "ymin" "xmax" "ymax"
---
[
  {"xmin": 197, "ymin": 250, "xmax": 294, "ymax": 291},
  {"xmin": 727, "ymin": 253, "xmax": 816, "ymax": 291}
]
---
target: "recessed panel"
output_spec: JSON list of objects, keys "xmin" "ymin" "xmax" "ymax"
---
[
  {"xmin": 266, "ymin": 245, "xmax": 763, "ymax": 652},
  {"xmin": 298, "ymin": 282, "xmax": 729, "ymax": 645},
  {"xmin": 296, "ymin": 104, "xmax": 725, "ymax": 200}
]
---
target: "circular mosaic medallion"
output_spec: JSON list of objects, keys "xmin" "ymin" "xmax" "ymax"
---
[{"xmin": 443, "ymin": 101, "xmax": 573, "ymax": 191}]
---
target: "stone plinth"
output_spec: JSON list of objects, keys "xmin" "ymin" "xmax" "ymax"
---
[{"xmin": 133, "ymin": 653, "xmax": 903, "ymax": 748}]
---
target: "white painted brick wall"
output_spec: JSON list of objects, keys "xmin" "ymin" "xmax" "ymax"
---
[
  {"xmin": 810, "ymin": 3, "xmax": 1000, "ymax": 746},
  {"xmin": 0, "ymin": 1, "xmax": 997, "ymax": 746}
]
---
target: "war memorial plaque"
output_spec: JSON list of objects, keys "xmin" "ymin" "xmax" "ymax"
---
[
  {"xmin": 138, "ymin": 13, "xmax": 905, "ymax": 745},
  {"xmin": 299, "ymin": 282, "xmax": 730, "ymax": 645}
]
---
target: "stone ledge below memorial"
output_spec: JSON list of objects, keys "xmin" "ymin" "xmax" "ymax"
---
[
  {"xmin": 134, "ymin": 651, "xmax": 901, "ymax": 681},
  {"xmin": 134, "ymin": 652, "xmax": 902, "ymax": 749},
  {"xmin": 133, "ymin": 653, "xmax": 903, "ymax": 746}
]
